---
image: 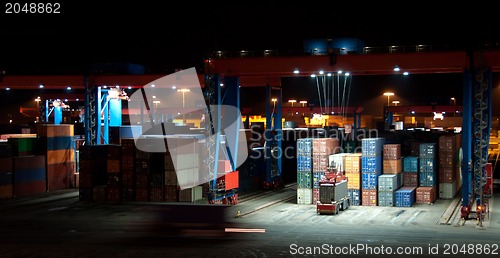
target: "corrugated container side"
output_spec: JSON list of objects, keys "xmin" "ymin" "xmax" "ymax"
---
[
  {"xmin": 439, "ymin": 135, "xmax": 458, "ymax": 153},
  {"xmin": 403, "ymin": 172, "xmax": 419, "ymax": 187},
  {"xmin": 361, "ymin": 156, "xmax": 382, "ymax": 173},
  {"xmin": 377, "ymin": 191, "xmax": 395, "ymax": 206},
  {"xmin": 344, "ymin": 153, "xmax": 362, "ymax": 173},
  {"xmin": 378, "ymin": 174, "xmax": 399, "ymax": 191},
  {"xmin": 439, "ymin": 181, "xmax": 457, "ymax": 199},
  {"xmin": 361, "ymin": 138, "xmax": 385, "ymax": 156},
  {"xmin": 346, "ymin": 172, "xmax": 361, "ymax": 189},
  {"xmin": 438, "ymin": 167, "xmax": 456, "ymax": 183},
  {"xmin": 383, "ymin": 144, "xmax": 401, "ymax": 160},
  {"xmin": 47, "ymin": 162, "xmax": 75, "ymax": 191},
  {"xmin": 36, "ymin": 124, "xmax": 74, "ymax": 137},
  {"xmin": 312, "ymin": 188, "xmax": 320, "ymax": 203},
  {"xmin": 383, "ymin": 159, "xmax": 402, "ymax": 174},
  {"xmin": 403, "ymin": 156, "xmax": 419, "ymax": 172},
  {"xmin": 328, "ymin": 153, "xmax": 349, "ymax": 172},
  {"xmin": 297, "ymin": 171, "xmax": 312, "ymax": 188},
  {"xmin": 348, "ymin": 189, "xmax": 361, "ymax": 206},
  {"xmin": 395, "ymin": 187, "xmax": 416, "ymax": 207},
  {"xmin": 297, "ymin": 188, "xmax": 312, "ymax": 204},
  {"xmin": 419, "ymin": 171, "xmax": 437, "ymax": 187},
  {"xmin": 361, "ymin": 172, "xmax": 379, "ymax": 190},
  {"xmin": 361, "ymin": 189, "xmax": 377, "ymax": 206},
  {"xmin": 312, "ymin": 171, "xmax": 326, "ymax": 188},
  {"xmin": 416, "ymin": 186, "xmax": 436, "ymax": 204},
  {"xmin": 419, "ymin": 158, "xmax": 437, "ymax": 173},
  {"xmin": 419, "ymin": 143, "xmax": 437, "ymax": 159},
  {"xmin": 297, "ymin": 155, "xmax": 312, "ymax": 172},
  {"xmin": 312, "ymin": 155, "xmax": 329, "ymax": 172}
]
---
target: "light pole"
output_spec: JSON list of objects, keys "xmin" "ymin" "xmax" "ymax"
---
[
  {"xmin": 300, "ymin": 100, "xmax": 307, "ymax": 107},
  {"xmin": 392, "ymin": 100, "xmax": 400, "ymax": 106},
  {"xmin": 35, "ymin": 97, "xmax": 41, "ymax": 122},
  {"xmin": 288, "ymin": 99, "xmax": 296, "ymax": 107},
  {"xmin": 451, "ymin": 97, "xmax": 456, "ymax": 106},
  {"xmin": 383, "ymin": 92, "xmax": 394, "ymax": 106},
  {"xmin": 177, "ymin": 89, "xmax": 190, "ymax": 122}
]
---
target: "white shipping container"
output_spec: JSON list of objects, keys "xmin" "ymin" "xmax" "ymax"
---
[
  {"xmin": 329, "ymin": 153, "xmax": 350, "ymax": 172},
  {"xmin": 378, "ymin": 174, "xmax": 399, "ymax": 191},
  {"xmin": 439, "ymin": 181, "xmax": 457, "ymax": 199},
  {"xmin": 297, "ymin": 188, "xmax": 312, "ymax": 204}
]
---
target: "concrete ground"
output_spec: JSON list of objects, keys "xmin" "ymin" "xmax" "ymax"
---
[{"xmin": 0, "ymin": 184, "xmax": 498, "ymax": 257}]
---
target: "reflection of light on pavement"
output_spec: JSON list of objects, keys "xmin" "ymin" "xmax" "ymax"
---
[{"xmin": 225, "ymin": 228, "xmax": 266, "ymax": 233}]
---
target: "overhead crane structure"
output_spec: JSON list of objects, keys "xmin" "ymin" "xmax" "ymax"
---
[{"xmin": 205, "ymin": 48, "xmax": 500, "ymax": 226}]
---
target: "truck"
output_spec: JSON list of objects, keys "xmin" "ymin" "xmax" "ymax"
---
[{"xmin": 316, "ymin": 179, "xmax": 349, "ymax": 215}]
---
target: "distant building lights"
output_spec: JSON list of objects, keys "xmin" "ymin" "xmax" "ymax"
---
[
  {"xmin": 345, "ymin": 72, "xmax": 350, "ymax": 76},
  {"xmin": 128, "ymin": 86, "xmax": 132, "ymax": 90},
  {"xmin": 293, "ymin": 68, "xmax": 299, "ymax": 74},
  {"xmin": 172, "ymin": 85, "xmax": 177, "ymax": 89},
  {"xmin": 39, "ymin": 84, "xmax": 44, "ymax": 88},
  {"xmin": 403, "ymin": 71, "xmax": 409, "ymax": 76},
  {"xmin": 310, "ymin": 74, "xmax": 316, "ymax": 78},
  {"xmin": 319, "ymin": 70, "xmax": 324, "ymax": 75},
  {"xmin": 327, "ymin": 73, "xmax": 332, "ymax": 76},
  {"xmin": 393, "ymin": 65, "xmax": 400, "ymax": 72},
  {"xmin": 151, "ymin": 84, "xmax": 156, "ymax": 87},
  {"xmin": 338, "ymin": 70, "xmax": 343, "ymax": 74},
  {"xmin": 66, "ymin": 86, "xmax": 72, "ymax": 90}
]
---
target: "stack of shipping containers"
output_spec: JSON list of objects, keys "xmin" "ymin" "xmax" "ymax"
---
[
  {"xmin": 312, "ymin": 138, "xmax": 339, "ymax": 203},
  {"xmin": 6, "ymin": 136, "xmax": 47, "ymax": 197},
  {"xmin": 121, "ymin": 138, "xmax": 136, "ymax": 201},
  {"xmin": 438, "ymin": 134, "xmax": 461, "ymax": 199},
  {"xmin": 297, "ymin": 138, "xmax": 313, "ymax": 204},
  {"xmin": 345, "ymin": 153, "xmax": 362, "ymax": 205},
  {"xmin": 361, "ymin": 138, "xmax": 384, "ymax": 206},
  {"xmin": 37, "ymin": 124, "xmax": 76, "ymax": 192},
  {"xmin": 378, "ymin": 144, "xmax": 403, "ymax": 206},
  {"xmin": 0, "ymin": 155, "xmax": 13, "ymax": 199},
  {"xmin": 402, "ymin": 156, "xmax": 419, "ymax": 188}
]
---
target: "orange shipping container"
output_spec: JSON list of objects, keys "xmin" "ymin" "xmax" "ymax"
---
[
  {"xmin": 383, "ymin": 159, "xmax": 402, "ymax": 174},
  {"xmin": 362, "ymin": 189, "xmax": 377, "ymax": 206}
]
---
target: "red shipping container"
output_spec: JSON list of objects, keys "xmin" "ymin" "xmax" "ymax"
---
[
  {"xmin": 165, "ymin": 185, "xmax": 179, "ymax": 202},
  {"xmin": 312, "ymin": 138, "xmax": 339, "ymax": 156},
  {"xmin": 313, "ymin": 188, "xmax": 320, "ymax": 204},
  {"xmin": 439, "ymin": 152, "xmax": 456, "ymax": 168},
  {"xmin": 383, "ymin": 144, "xmax": 401, "ymax": 160},
  {"xmin": 0, "ymin": 184, "xmax": 13, "ymax": 199},
  {"xmin": 438, "ymin": 167, "xmax": 456, "ymax": 183},
  {"xmin": 362, "ymin": 189, "xmax": 377, "ymax": 206},
  {"xmin": 416, "ymin": 186, "xmax": 436, "ymax": 204},
  {"xmin": 403, "ymin": 172, "xmax": 418, "ymax": 187}
]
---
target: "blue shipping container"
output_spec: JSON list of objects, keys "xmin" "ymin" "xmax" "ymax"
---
[
  {"xmin": 403, "ymin": 156, "xmax": 419, "ymax": 172},
  {"xmin": 419, "ymin": 143, "xmax": 437, "ymax": 159},
  {"xmin": 297, "ymin": 155, "xmax": 312, "ymax": 172},
  {"xmin": 362, "ymin": 156, "xmax": 382, "ymax": 173},
  {"xmin": 313, "ymin": 171, "xmax": 326, "ymax": 189},
  {"xmin": 44, "ymin": 136, "xmax": 73, "ymax": 151},
  {"xmin": 348, "ymin": 189, "xmax": 361, "ymax": 206},
  {"xmin": 297, "ymin": 138, "xmax": 313, "ymax": 156},
  {"xmin": 361, "ymin": 172, "xmax": 379, "ymax": 190},
  {"xmin": 395, "ymin": 187, "xmax": 416, "ymax": 207},
  {"xmin": 419, "ymin": 171, "xmax": 437, "ymax": 187},
  {"xmin": 361, "ymin": 138, "xmax": 385, "ymax": 156},
  {"xmin": 419, "ymin": 158, "xmax": 437, "ymax": 173}
]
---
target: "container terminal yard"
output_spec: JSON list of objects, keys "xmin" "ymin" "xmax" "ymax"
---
[{"xmin": 2, "ymin": 7, "xmax": 500, "ymax": 253}]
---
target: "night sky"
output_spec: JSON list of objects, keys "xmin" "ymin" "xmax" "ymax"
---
[{"xmin": 1, "ymin": 2, "xmax": 500, "ymax": 119}]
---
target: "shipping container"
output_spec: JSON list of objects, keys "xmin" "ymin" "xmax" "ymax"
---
[
  {"xmin": 361, "ymin": 189, "xmax": 377, "ymax": 206},
  {"xmin": 7, "ymin": 137, "xmax": 39, "ymax": 156},
  {"xmin": 383, "ymin": 159, "xmax": 402, "ymax": 174},
  {"xmin": 378, "ymin": 191, "xmax": 395, "ymax": 206},
  {"xmin": 439, "ymin": 152, "xmax": 456, "ymax": 168},
  {"xmin": 439, "ymin": 181, "xmax": 457, "ymax": 199},
  {"xmin": 297, "ymin": 188, "xmax": 312, "ymax": 204},
  {"xmin": 36, "ymin": 124, "xmax": 74, "ymax": 137},
  {"xmin": 361, "ymin": 138, "xmax": 385, "ymax": 156},
  {"xmin": 403, "ymin": 172, "xmax": 419, "ymax": 187},
  {"xmin": 297, "ymin": 171, "xmax": 312, "ymax": 188},
  {"xmin": 383, "ymin": 144, "xmax": 401, "ymax": 160},
  {"xmin": 419, "ymin": 158, "xmax": 437, "ymax": 173},
  {"xmin": 419, "ymin": 143, "xmax": 437, "ymax": 159},
  {"xmin": 419, "ymin": 171, "xmax": 437, "ymax": 187},
  {"xmin": 403, "ymin": 156, "xmax": 419, "ymax": 172},
  {"xmin": 0, "ymin": 184, "xmax": 14, "ymax": 199},
  {"xmin": 297, "ymin": 155, "xmax": 312, "ymax": 172},
  {"xmin": 395, "ymin": 187, "xmax": 416, "ymax": 207},
  {"xmin": 438, "ymin": 167, "xmax": 456, "ymax": 183},
  {"xmin": 312, "ymin": 138, "xmax": 339, "ymax": 156},
  {"xmin": 361, "ymin": 172, "xmax": 379, "ymax": 190},
  {"xmin": 361, "ymin": 156, "xmax": 382, "ymax": 173},
  {"xmin": 378, "ymin": 174, "xmax": 401, "ymax": 191},
  {"xmin": 439, "ymin": 134, "xmax": 459, "ymax": 153},
  {"xmin": 13, "ymin": 155, "xmax": 47, "ymax": 196},
  {"xmin": 312, "ymin": 155, "xmax": 329, "ymax": 172},
  {"xmin": 344, "ymin": 153, "xmax": 362, "ymax": 173},
  {"xmin": 328, "ymin": 153, "xmax": 349, "ymax": 172},
  {"xmin": 313, "ymin": 188, "xmax": 320, "ymax": 204},
  {"xmin": 296, "ymin": 138, "xmax": 313, "ymax": 156},
  {"xmin": 348, "ymin": 189, "xmax": 361, "ymax": 206},
  {"xmin": 416, "ymin": 186, "xmax": 436, "ymax": 204},
  {"xmin": 346, "ymin": 171, "xmax": 361, "ymax": 189}
]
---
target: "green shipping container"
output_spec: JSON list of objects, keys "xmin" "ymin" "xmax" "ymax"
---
[
  {"xmin": 297, "ymin": 171, "xmax": 312, "ymax": 188},
  {"xmin": 7, "ymin": 137, "xmax": 39, "ymax": 156}
]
